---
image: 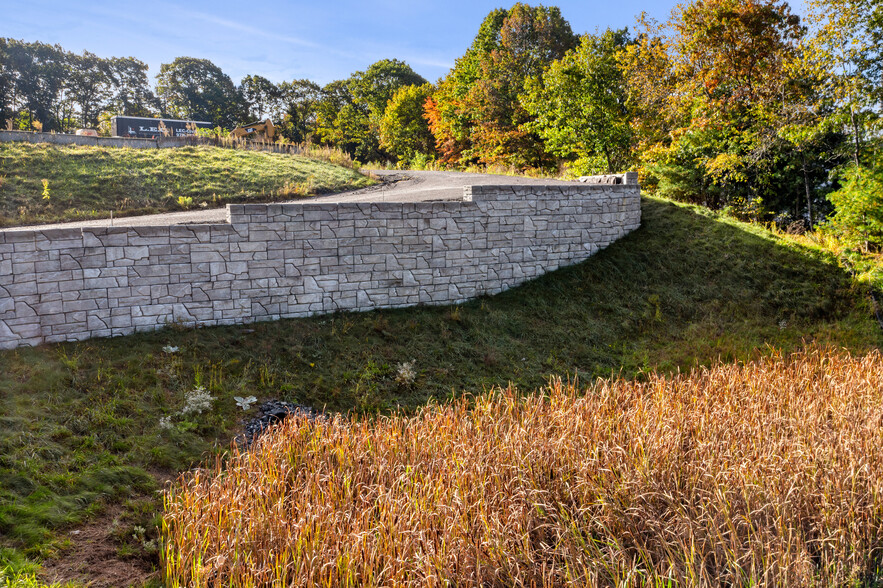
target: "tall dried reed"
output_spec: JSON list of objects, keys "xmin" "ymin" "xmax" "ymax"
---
[
  {"xmin": 188, "ymin": 135, "xmax": 360, "ymax": 170},
  {"xmin": 162, "ymin": 347, "xmax": 883, "ymax": 586}
]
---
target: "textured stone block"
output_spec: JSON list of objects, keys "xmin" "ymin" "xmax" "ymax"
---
[{"xmin": 82, "ymin": 228, "xmax": 126, "ymax": 248}]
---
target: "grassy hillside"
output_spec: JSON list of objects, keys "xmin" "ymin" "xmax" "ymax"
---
[
  {"xmin": 0, "ymin": 142, "xmax": 373, "ymax": 227},
  {"xmin": 0, "ymin": 196, "xmax": 881, "ymax": 585}
]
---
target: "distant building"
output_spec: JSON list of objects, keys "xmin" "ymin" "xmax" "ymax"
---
[{"xmin": 111, "ymin": 116, "xmax": 213, "ymax": 139}]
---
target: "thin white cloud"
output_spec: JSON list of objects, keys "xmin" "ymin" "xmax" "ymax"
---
[
  {"xmin": 403, "ymin": 56, "xmax": 454, "ymax": 70},
  {"xmin": 172, "ymin": 8, "xmax": 320, "ymax": 49}
]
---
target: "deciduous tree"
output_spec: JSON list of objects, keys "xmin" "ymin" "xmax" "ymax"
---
[
  {"xmin": 5, "ymin": 40, "xmax": 67, "ymax": 131},
  {"xmin": 0, "ymin": 39, "xmax": 14, "ymax": 128},
  {"xmin": 156, "ymin": 57, "xmax": 245, "ymax": 128},
  {"xmin": 430, "ymin": 4, "xmax": 577, "ymax": 169},
  {"xmin": 106, "ymin": 56, "xmax": 156, "ymax": 117},
  {"xmin": 315, "ymin": 59, "xmax": 426, "ymax": 161},
  {"xmin": 241, "ymin": 74, "xmax": 280, "ymax": 122},
  {"xmin": 348, "ymin": 59, "xmax": 426, "ymax": 119},
  {"xmin": 66, "ymin": 51, "xmax": 111, "ymax": 128},
  {"xmin": 622, "ymin": 0, "xmax": 806, "ymax": 211},
  {"xmin": 523, "ymin": 29, "xmax": 632, "ymax": 174},
  {"xmin": 827, "ymin": 161, "xmax": 883, "ymax": 250},
  {"xmin": 379, "ymin": 83, "xmax": 436, "ymax": 164},
  {"xmin": 277, "ymin": 78, "xmax": 322, "ymax": 143},
  {"xmin": 802, "ymin": 0, "xmax": 881, "ymax": 166}
]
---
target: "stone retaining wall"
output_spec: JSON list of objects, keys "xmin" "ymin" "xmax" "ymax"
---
[{"xmin": 0, "ymin": 183, "xmax": 641, "ymax": 349}]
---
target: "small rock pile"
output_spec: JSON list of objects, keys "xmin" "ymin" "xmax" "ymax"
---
[{"xmin": 237, "ymin": 400, "xmax": 319, "ymax": 448}]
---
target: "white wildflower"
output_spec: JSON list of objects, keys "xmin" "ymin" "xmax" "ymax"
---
[
  {"xmin": 234, "ymin": 395, "xmax": 258, "ymax": 411},
  {"xmin": 395, "ymin": 360, "xmax": 417, "ymax": 386},
  {"xmin": 162, "ymin": 345, "xmax": 179, "ymax": 354},
  {"xmin": 181, "ymin": 386, "xmax": 215, "ymax": 415},
  {"xmin": 158, "ymin": 416, "xmax": 174, "ymax": 430}
]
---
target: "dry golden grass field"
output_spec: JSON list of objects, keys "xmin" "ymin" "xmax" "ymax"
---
[{"xmin": 163, "ymin": 347, "xmax": 883, "ymax": 587}]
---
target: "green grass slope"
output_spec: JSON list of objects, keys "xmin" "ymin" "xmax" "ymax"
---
[
  {"xmin": 0, "ymin": 142, "xmax": 373, "ymax": 227},
  {"xmin": 0, "ymin": 196, "xmax": 880, "ymax": 580}
]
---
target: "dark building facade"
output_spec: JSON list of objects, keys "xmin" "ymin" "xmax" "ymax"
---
[{"xmin": 111, "ymin": 116, "xmax": 213, "ymax": 139}]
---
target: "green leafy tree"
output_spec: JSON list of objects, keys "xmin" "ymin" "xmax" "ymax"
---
[
  {"xmin": 315, "ymin": 83, "xmax": 357, "ymax": 154},
  {"xmin": 827, "ymin": 161, "xmax": 883, "ymax": 250},
  {"xmin": 870, "ymin": 1, "xmax": 883, "ymax": 104},
  {"xmin": 277, "ymin": 78, "xmax": 323, "ymax": 143},
  {"xmin": 5, "ymin": 40, "xmax": 67, "ymax": 131},
  {"xmin": 0, "ymin": 39, "xmax": 14, "ymax": 127},
  {"xmin": 316, "ymin": 59, "xmax": 426, "ymax": 161},
  {"xmin": 66, "ymin": 50, "xmax": 112, "ymax": 128},
  {"xmin": 523, "ymin": 29, "xmax": 632, "ymax": 175},
  {"xmin": 106, "ymin": 56, "xmax": 157, "ymax": 117},
  {"xmin": 428, "ymin": 4, "xmax": 577, "ymax": 169},
  {"xmin": 348, "ymin": 59, "xmax": 426, "ymax": 118},
  {"xmin": 803, "ymin": 0, "xmax": 881, "ymax": 167},
  {"xmin": 776, "ymin": 102, "xmax": 846, "ymax": 226},
  {"xmin": 0, "ymin": 42, "xmax": 158, "ymax": 130},
  {"xmin": 379, "ymin": 83, "xmax": 436, "ymax": 165},
  {"xmin": 156, "ymin": 57, "xmax": 245, "ymax": 127},
  {"xmin": 789, "ymin": 0, "xmax": 883, "ymax": 233},
  {"xmin": 241, "ymin": 74, "xmax": 280, "ymax": 121}
]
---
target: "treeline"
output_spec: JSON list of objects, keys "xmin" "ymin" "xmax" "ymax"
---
[
  {"xmin": 2, "ymin": 0, "xmax": 881, "ymax": 245},
  {"xmin": 0, "ymin": 38, "xmax": 428, "ymax": 157},
  {"xmin": 0, "ymin": 40, "xmax": 156, "ymax": 132}
]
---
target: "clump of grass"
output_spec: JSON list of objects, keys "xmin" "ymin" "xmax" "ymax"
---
[
  {"xmin": 296, "ymin": 142, "xmax": 361, "ymax": 170},
  {"xmin": 772, "ymin": 222, "xmax": 883, "ymax": 293},
  {"xmin": 0, "ymin": 569, "xmax": 81, "ymax": 588},
  {"xmin": 276, "ymin": 175, "xmax": 318, "ymax": 198},
  {"xmin": 162, "ymin": 347, "xmax": 883, "ymax": 587}
]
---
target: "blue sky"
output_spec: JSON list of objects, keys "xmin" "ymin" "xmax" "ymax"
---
[{"xmin": 6, "ymin": 0, "xmax": 683, "ymax": 85}]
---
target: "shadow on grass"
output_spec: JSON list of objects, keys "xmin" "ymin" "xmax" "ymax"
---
[{"xmin": 0, "ymin": 195, "xmax": 879, "ymax": 573}]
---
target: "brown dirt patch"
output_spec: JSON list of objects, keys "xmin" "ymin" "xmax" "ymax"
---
[
  {"xmin": 40, "ymin": 505, "xmax": 158, "ymax": 588},
  {"xmin": 38, "ymin": 504, "xmax": 159, "ymax": 588},
  {"xmin": 38, "ymin": 468, "xmax": 177, "ymax": 588}
]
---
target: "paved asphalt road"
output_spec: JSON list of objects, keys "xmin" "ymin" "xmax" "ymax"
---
[{"xmin": 1, "ymin": 170, "xmax": 578, "ymax": 231}]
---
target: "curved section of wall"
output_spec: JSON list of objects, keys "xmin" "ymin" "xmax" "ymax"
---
[{"xmin": 0, "ymin": 183, "xmax": 640, "ymax": 349}]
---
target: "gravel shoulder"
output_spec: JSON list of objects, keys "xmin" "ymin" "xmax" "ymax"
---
[{"xmin": 1, "ymin": 170, "xmax": 576, "ymax": 231}]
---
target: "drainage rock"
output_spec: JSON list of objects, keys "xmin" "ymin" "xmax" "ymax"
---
[{"xmin": 237, "ymin": 400, "xmax": 318, "ymax": 448}]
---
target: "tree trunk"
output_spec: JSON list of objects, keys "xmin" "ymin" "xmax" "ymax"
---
[
  {"xmin": 802, "ymin": 151, "xmax": 814, "ymax": 227},
  {"xmin": 850, "ymin": 106, "xmax": 862, "ymax": 167}
]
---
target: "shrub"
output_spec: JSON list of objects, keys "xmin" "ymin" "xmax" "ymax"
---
[{"xmin": 827, "ymin": 162, "xmax": 883, "ymax": 251}]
